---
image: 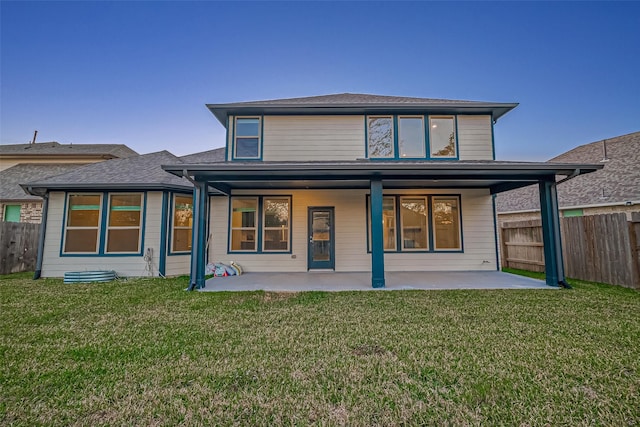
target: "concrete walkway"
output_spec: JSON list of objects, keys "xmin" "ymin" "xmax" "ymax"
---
[{"xmin": 201, "ymin": 271, "xmax": 551, "ymax": 292}]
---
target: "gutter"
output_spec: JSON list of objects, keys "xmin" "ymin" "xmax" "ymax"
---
[
  {"xmin": 33, "ymin": 192, "xmax": 49, "ymax": 280},
  {"xmin": 556, "ymin": 168, "xmax": 580, "ymax": 185}
]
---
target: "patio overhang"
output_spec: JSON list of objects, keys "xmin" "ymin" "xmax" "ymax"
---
[
  {"xmin": 161, "ymin": 161, "xmax": 603, "ymax": 291},
  {"xmin": 162, "ymin": 161, "xmax": 603, "ymax": 194}
]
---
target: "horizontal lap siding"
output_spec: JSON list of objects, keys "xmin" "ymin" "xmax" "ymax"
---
[
  {"xmin": 209, "ymin": 190, "xmax": 368, "ymax": 272},
  {"xmin": 457, "ymin": 115, "xmax": 493, "ymax": 160},
  {"xmin": 384, "ymin": 189, "xmax": 496, "ymax": 271},
  {"xmin": 262, "ymin": 116, "xmax": 365, "ymax": 161},
  {"xmin": 165, "ymin": 254, "xmax": 190, "ymax": 277},
  {"xmin": 208, "ymin": 189, "xmax": 496, "ymax": 273},
  {"xmin": 41, "ymin": 191, "xmax": 164, "ymax": 278}
]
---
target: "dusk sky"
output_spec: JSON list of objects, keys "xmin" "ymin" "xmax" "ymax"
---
[{"xmin": 2, "ymin": 1, "xmax": 639, "ymax": 160}]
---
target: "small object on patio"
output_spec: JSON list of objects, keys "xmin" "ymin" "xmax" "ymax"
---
[
  {"xmin": 230, "ymin": 261, "xmax": 243, "ymax": 275},
  {"xmin": 63, "ymin": 270, "xmax": 118, "ymax": 284},
  {"xmin": 205, "ymin": 263, "xmax": 215, "ymax": 275}
]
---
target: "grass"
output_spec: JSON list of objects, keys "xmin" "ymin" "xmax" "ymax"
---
[{"xmin": 1, "ymin": 272, "xmax": 639, "ymax": 426}]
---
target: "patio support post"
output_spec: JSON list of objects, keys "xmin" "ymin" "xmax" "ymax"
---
[
  {"xmin": 188, "ymin": 179, "xmax": 208, "ymax": 291},
  {"xmin": 370, "ymin": 178, "xmax": 385, "ymax": 288},
  {"xmin": 539, "ymin": 178, "xmax": 565, "ymax": 287}
]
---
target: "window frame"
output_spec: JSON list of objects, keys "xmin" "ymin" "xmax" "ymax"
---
[
  {"xmin": 431, "ymin": 196, "xmax": 462, "ymax": 251},
  {"xmin": 367, "ymin": 194, "xmax": 463, "ymax": 253},
  {"xmin": 232, "ymin": 116, "xmax": 262, "ymax": 160},
  {"xmin": 3, "ymin": 204, "xmax": 21, "ymax": 222},
  {"xmin": 397, "ymin": 115, "xmax": 426, "ymax": 159},
  {"xmin": 229, "ymin": 197, "xmax": 259, "ymax": 252},
  {"xmin": 62, "ymin": 193, "xmax": 104, "ymax": 255},
  {"xmin": 365, "ymin": 114, "xmax": 460, "ymax": 160},
  {"xmin": 366, "ymin": 115, "xmax": 396, "ymax": 159},
  {"xmin": 399, "ymin": 196, "xmax": 429, "ymax": 251},
  {"xmin": 169, "ymin": 193, "xmax": 193, "ymax": 254},
  {"xmin": 60, "ymin": 191, "xmax": 147, "ymax": 257},
  {"xmin": 428, "ymin": 115, "xmax": 458, "ymax": 159},
  {"xmin": 104, "ymin": 193, "xmax": 144, "ymax": 254},
  {"xmin": 262, "ymin": 197, "xmax": 291, "ymax": 252},
  {"xmin": 228, "ymin": 195, "xmax": 292, "ymax": 254}
]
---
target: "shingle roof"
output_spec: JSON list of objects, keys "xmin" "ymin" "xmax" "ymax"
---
[
  {"xmin": 179, "ymin": 147, "xmax": 225, "ymax": 163},
  {"xmin": 22, "ymin": 150, "xmax": 192, "ymax": 192},
  {"xmin": 206, "ymin": 93, "xmax": 518, "ymax": 125},
  {"xmin": 0, "ymin": 164, "xmax": 82, "ymax": 201},
  {"xmin": 0, "ymin": 141, "xmax": 138, "ymax": 158},
  {"xmin": 496, "ymin": 131, "xmax": 640, "ymax": 212},
  {"xmin": 215, "ymin": 93, "xmax": 502, "ymax": 106}
]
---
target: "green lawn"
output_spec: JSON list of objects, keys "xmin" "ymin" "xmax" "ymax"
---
[{"xmin": 1, "ymin": 272, "xmax": 639, "ymax": 426}]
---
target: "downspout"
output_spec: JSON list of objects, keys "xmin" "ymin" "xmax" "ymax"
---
[{"xmin": 33, "ymin": 191, "xmax": 49, "ymax": 280}]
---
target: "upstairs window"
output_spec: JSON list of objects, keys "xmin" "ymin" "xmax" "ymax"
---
[
  {"xmin": 429, "ymin": 116, "xmax": 457, "ymax": 158},
  {"xmin": 398, "ymin": 116, "xmax": 425, "ymax": 158},
  {"xmin": 234, "ymin": 117, "xmax": 261, "ymax": 159},
  {"xmin": 367, "ymin": 116, "xmax": 394, "ymax": 158}
]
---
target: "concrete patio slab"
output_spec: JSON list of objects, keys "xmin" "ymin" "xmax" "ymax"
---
[{"xmin": 201, "ymin": 271, "xmax": 551, "ymax": 292}]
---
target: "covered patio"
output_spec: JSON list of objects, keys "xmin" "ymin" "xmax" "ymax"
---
[
  {"xmin": 162, "ymin": 161, "xmax": 603, "ymax": 291},
  {"xmin": 200, "ymin": 271, "xmax": 551, "ymax": 292}
]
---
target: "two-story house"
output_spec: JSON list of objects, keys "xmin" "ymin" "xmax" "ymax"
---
[{"xmin": 24, "ymin": 94, "xmax": 602, "ymax": 288}]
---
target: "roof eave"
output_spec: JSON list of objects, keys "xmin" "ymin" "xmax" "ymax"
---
[
  {"xmin": 206, "ymin": 102, "xmax": 519, "ymax": 126},
  {"xmin": 20, "ymin": 182, "xmax": 195, "ymax": 196}
]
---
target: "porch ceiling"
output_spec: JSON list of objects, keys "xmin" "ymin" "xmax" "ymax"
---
[{"xmin": 162, "ymin": 161, "xmax": 603, "ymax": 195}]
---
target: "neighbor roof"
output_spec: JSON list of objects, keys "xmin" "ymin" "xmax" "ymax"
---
[
  {"xmin": 0, "ymin": 141, "xmax": 138, "ymax": 159},
  {"xmin": 22, "ymin": 151, "xmax": 193, "ymax": 195},
  {"xmin": 496, "ymin": 131, "xmax": 640, "ymax": 213},
  {"xmin": 179, "ymin": 147, "xmax": 225, "ymax": 163},
  {"xmin": 0, "ymin": 164, "xmax": 82, "ymax": 201},
  {"xmin": 207, "ymin": 93, "xmax": 518, "ymax": 125}
]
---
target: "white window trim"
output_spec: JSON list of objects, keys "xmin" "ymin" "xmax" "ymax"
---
[
  {"xmin": 105, "ymin": 193, "xmax": 144, "ymax": 254},
  {"xmin": 234, "ymin": 116, "xmax": 262, "ymax": 159},
  {"xmin": 63, "ymin": 193, "xmax": 103, "ymax": 254}
]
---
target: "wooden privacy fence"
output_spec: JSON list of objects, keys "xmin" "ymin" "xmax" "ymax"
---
[
  {"xmin": 501, "ymin": 212, "xmax": 640, "ymax": 289},
  {"xmin": 0, "ymin": 221, "xmax": 40, "ymax": 275}
]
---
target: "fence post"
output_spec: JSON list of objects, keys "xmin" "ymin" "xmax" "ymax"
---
[{"xmin": 630, "ymin": 212, "xmax": 640, "ymax": 289}]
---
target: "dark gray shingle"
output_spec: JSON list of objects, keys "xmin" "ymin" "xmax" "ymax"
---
[
  {"xmin": 0, "ymin": 141, "xmax": 138, "ymax": 158},
  {"xmin": 23, "ymin": 150, "xmax": 191, "ymax": 190},
  {"xmin": 179, "ymin": 147, "xmax": 225, "ymax": 163},
  {"xmin": 496, "ymin": 131, "xmax": 640, "ymax": 212},
  {"xmin": 0, "ymin": 164, "xmax": 83, "ymax": 201}
]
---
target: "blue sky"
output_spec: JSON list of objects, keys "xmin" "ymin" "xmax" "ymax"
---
[{"xmin": 2, "ymin": 1, "xmax": 639, "ymax": 160}]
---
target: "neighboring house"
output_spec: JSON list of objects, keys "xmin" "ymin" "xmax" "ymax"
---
[
  {"xmin": 0, "ymin": 141, "xmax": 138, "ymax": 171},
  {"xmin": 24, "ymin": 93, "xmax": 602, "ymax": 287},
  {"xmin": 0, "ymin": 164, "xmax": 81, "ymax": 222},
  {"xmin": 0, "ymin": 141, "xmax": 138, "ymax": 223},
  {"xmin": 496, "ymin": 131, "xmax": 640, "ymax": 222}
]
